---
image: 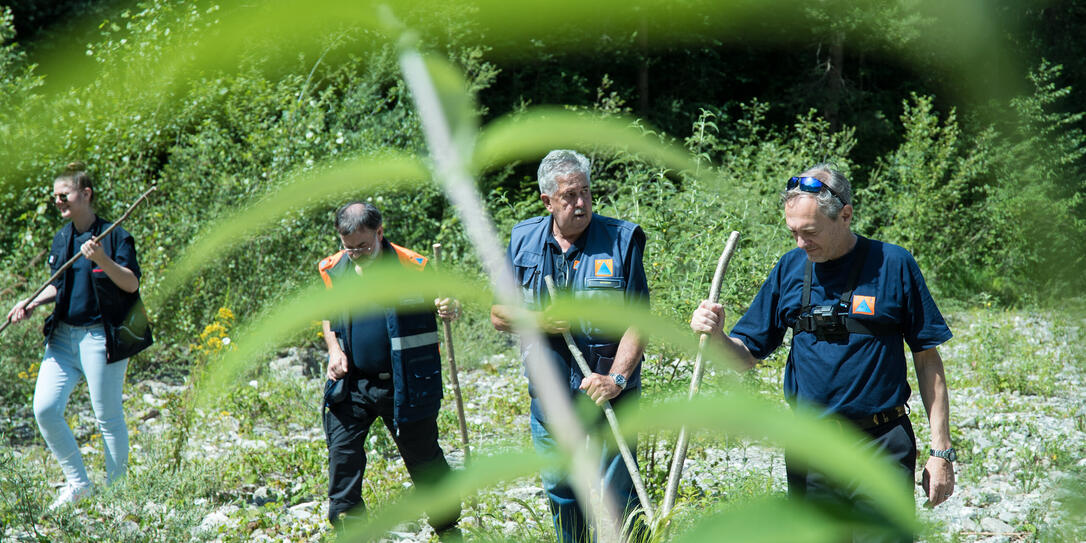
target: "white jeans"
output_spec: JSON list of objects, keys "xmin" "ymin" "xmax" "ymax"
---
[{"xmin": 34, "ymin": 322, "xmax": 129, "ymax": 487}]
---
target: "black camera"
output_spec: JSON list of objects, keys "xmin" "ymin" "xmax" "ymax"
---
[{"xmin": 799, "ymin": 303, "xmax": 849, "ymax": 341}]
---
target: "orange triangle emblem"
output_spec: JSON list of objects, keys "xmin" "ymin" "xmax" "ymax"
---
[
  {"xmin": 594, "ymin": 258, "xmax": 614, "ymax": 277},
  {"xmin": 852, "ymin": 295, "xmax": 876, "ymax": 315}
]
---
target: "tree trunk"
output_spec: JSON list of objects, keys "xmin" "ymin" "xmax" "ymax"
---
[
  {"xmin": 824, "ymin": 31, "xmax": 845, "ymax": 132},
  {"xmin": 638, "ymin": 15, "xmax": 649, "ymax": 117}
]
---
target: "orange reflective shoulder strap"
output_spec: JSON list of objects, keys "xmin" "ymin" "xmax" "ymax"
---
[
  {"xmin": 390, "ymin": 243, "xmax": 427, "ymax": 272},
  {"xmin": 318, "ymin": 250, "xmax": 348, "ymax": 289}
]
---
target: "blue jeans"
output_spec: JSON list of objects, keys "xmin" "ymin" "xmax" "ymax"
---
[
  {"xmin": 34, "ymin": 322, "xmax": 129, "ymax": 488},
  {"xmin": 529, "ymin": 391, "xmax": 641, "ymax": 543}
]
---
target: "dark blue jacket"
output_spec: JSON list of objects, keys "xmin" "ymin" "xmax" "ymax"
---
[
  {"xmin": 318, "ymin": 238, "xmax": 443, "ymax": 424},
  {"xmin": 508, "ymin": 213, "xmax": 648, "ymax": 393},
  {"xmin": 43, "ymin": 217, "xmax": 153, "ymax": 363}
]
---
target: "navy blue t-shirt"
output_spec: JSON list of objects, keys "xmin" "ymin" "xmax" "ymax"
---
[
  {"xmin": 730, "ymin": 236, "xmax": 952, "ymax": 418},
  {"xmin": 349, "ymin": 311, "xmax": 392, "ymax": 375},
  {"xmin": 60, "ymin": 220, "xmax": 141, "ymax": 326}
]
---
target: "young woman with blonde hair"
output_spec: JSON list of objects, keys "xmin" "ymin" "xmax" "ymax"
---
[{"xmin": 7, "ymin": 162, "xmax": 152, "ymax": 509}]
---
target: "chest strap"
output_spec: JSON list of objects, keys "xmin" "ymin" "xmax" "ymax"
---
[{"xmin": 796, "ymin": 237, "xmax": 901, "ymax": 337}]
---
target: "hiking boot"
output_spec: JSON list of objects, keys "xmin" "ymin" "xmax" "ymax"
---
[{"xmin": 49, "ymin": 483, "xmax": 94, "ymax": 510}]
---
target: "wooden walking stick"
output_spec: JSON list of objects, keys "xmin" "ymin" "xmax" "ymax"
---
[
  {"xmin": 1, "ymin": 185, "xmax": 157, "ymax": 335},
  {"xmin": 543, "ymin": 275, "xmax": 656, "ymax": 525},
  {"xmin": 432, "ymin": 243, "xmax": 471, "ymax": 462},
  {"xmin": 661, "ymin": 230, "xmax": 740, "ymax": 518}
]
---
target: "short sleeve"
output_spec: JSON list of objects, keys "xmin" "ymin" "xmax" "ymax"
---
[
  {"xmin": 112, "ymin": 232, "xmax": 142, "ymax": 280},
  {"xmin": 901, "ymin": 256, "xmax": 951, "ymax": 352},
  {"xmin": 729, "ymin": 258, "xmax": 788, "ymax": 360}
]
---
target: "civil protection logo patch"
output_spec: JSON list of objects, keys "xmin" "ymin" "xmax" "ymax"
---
[
  {"xmin": 594, "ymin": 258, "xmax": 614, "ymax": 277},
  {"xmin": 852, "ymin": 295, "xmax": 876, "ymax": 316}
]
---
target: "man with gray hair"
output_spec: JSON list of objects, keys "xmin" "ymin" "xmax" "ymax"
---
[
  {"xmin": 689, "ymin": 164, "xmax": 955, "ymax": 542},
  {"xmin": 491, "ymin": 150, "xmax": 650, "ymax": 542}
]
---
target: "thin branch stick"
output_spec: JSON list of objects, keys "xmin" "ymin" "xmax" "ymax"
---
[
  {"xmin": 661, "ymin": 230, "xmax": 740, "ymax": 517},
  {"xmin": 544, "ymin": 274, "xmax": 656, "ymax": 525},
  {"xmin": 1, "ymin": 185, "xmax": 157, "ymax": 335},
  {"xmin": 432, "ymin": 243, "xmax": 470, "ymax": 461}
]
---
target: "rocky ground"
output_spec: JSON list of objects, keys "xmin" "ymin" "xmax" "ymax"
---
[{"xmin": 3, "ymin": 311, "xmax": 1083, "ymax": 542}]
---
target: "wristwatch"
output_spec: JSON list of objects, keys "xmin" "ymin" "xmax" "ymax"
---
[
  {"xmin": 930, "ymin": 447, "xmax": 957, "ymax": 462},
  {"xmin": 609, "ymin": 373, "xmax": 627, "ymax": 390}
]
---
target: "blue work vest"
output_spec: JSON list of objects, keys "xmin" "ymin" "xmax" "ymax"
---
[
  {"xmin": 508, "ymin": 213, "xmax": 646, "ymax": 392},
  {"xmin": 318, "ymin": 239, "xmax": 443, "ymax": 424}
]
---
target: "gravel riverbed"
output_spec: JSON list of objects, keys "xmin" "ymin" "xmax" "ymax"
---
[{"xmin": 4, "ymin": 311, "xmax": 1083, "ymax": 542}]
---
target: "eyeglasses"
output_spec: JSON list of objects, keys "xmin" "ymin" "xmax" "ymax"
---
[
  {"xmin": 341, "ymin": 243, "xmax": 373, "ymax": 256},
  {"xmin": 787, "ymin": 176, "xmax": 845, "ymax": 204},
  {"xmin": 53, "ymin": 191, "xmax": 73, "ymax": 202}
]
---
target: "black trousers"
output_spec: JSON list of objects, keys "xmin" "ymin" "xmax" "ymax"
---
[
  {"xmin": 785, "ymin": 415, "xmax": 917, "ymax": 543},
  {"xmin": 323, "ymin": 375, "xmax": 460, "ymax": 531}
]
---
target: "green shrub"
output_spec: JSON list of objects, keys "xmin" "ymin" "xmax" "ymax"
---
[{"xmin": 859, "ymin": 62, "xmax": 1086, "ymax": 303}]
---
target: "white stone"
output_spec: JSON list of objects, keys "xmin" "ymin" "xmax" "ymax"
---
[{"xmin": 979, "ymin": 517, "xmax": 1015, "ymax": 534}]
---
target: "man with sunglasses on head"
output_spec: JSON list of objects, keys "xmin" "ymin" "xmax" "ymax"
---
[
  {"xmin": 689, "ymin": 164, "xmax": 954, "ymax": 542},
  {"xmin": 317, "ymin": 201, "xmax": 461, "ymax": 539}
]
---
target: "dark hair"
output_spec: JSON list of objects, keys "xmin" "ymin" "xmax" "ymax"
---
[
  {"xmin": 56, "ymin": 161, "xmax": 95, "ymax": 203},
  {"xmin": 334, "ymin": 201, "xmax": 382, "ymax": 235}
]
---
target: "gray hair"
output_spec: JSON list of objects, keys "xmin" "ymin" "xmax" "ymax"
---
[
  {"xmin": 335, "ymin": 201, "xmax": 382, "ymax": 235},
  {"xmin": 537, "ymin": 150, "xmax": 591, "ymax": 196},
  {"xmin": 782, "ymin": 163, "xmax": 853, "ymax": 219}
]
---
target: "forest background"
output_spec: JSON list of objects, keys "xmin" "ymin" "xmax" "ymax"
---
[{"xmin": 0, "ymin": 0, "xmax": 1084, "ymax": 541}]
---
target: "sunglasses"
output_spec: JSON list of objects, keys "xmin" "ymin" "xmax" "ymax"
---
[
  {"xmin": 787, "ymin": 176, "xmax": 845, "ymax": 204},
  {"xmin": 53, "ymin": 191, "xmax": 73, "ymax": 202}
]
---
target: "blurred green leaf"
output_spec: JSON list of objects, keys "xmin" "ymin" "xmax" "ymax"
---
[{"xmin": 152, "ymin": 152, "xmax": 428, "ymax": 303}]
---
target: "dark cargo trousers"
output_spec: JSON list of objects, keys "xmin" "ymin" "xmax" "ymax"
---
[
  {"xmin": 785, "ymin": 414, "xmax": 918, "ymax": 543},
  {"xmin": 323, "ymin": 375, "xmax": 460, "ymax": 531}
]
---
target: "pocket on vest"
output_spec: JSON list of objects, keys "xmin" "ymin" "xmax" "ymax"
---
[
  {"xmin": 513, "ymin": 252, "xmax": 541, "ymax": 305},
  {"xmin": 578, "ymin": 277, "xmax": 626, "ymax": 303},
  {"xmin": 404, "ymin": 352, "xmax": 443, "ymax": 407}
]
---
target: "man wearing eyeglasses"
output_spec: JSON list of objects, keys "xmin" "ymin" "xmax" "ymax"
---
[
  {"xmin": 689, "ymin": 164, "xmax": 955, "ymax": 542},
  {"xmin": 318, "ymin": 201, "xmax": 461, "ymax": 538}
]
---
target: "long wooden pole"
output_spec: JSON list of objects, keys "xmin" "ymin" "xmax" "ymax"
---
[
  {"xmin": 1, "ymin": 185, "xmax": 157, "ymax": 334},
  {"xmin": 543, "ymin": 275, "xmax": 656, "ymax": 525},
  {"xmin": 661, "ymin": 230, "xmax": 740, "ymax": 518},
  {"xmin": 432, "ymin": 243, "xmax": 471, "ymax": 462}
]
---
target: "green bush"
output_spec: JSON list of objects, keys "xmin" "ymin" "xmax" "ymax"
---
[{"xmin": 859, "ymin": 62, "xmax": 1086, "ymax": 302}]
